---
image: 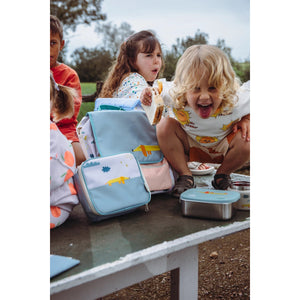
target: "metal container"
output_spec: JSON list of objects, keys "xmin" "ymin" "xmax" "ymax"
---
[
  {"xmin": 180, "ymin": 188, "xmax": 240, "ymax": 220},
  {"xmin": 229, "ymin": 181, "xmax": 250, "ymax": 211}
]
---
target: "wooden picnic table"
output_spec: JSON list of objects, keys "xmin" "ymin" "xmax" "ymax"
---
[{"xmin": 50, "ymin": 173, "xmax": 250, "ymax": 299}]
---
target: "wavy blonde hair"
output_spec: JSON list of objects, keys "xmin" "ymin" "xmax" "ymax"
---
[
  {"xmin": 100, "ymin": 30, "xmax": 164, "ymax": 98},
  {"xmin": 171, "ymin": 45, "xmax": 240, "ymax": 113}
]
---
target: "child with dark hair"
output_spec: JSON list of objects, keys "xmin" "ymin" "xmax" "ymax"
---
[
  {"xmin": 100, "ymin": 30, "xmax": 164, "ymax": 103},
  {"xmin": 50, "ymin": 15, "xmax": 85, "ymax": 166}
]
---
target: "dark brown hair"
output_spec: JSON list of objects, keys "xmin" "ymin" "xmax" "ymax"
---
[
  {"xmin": 50, "ymin": 15, "xmax": 63, "ymax": 40},
  {"xmin": 100, "ymin": 30, "xmax": 164, "ymax": 97}
]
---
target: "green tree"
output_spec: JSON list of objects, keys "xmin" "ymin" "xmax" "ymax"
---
[
  {"xmin": 171, "ymin": 30, "xmax": 209, "ymax": 57},
  {"xmin": 163, "ymin": 52, "xmax": 178, "ymax": 81},
  {"xmin": 163, "ymin": 30, "xmax": 209, "ymax": 80},
  {"xmin": 50, "ymin": 0, "xmax": 107, "ymax": 63},
  {"xmin": 163, "ymin": 32, "xmax": 250, "ymax": 83},
  {"xmin": 71, "ymin": 47, "xmax": 113, "ymax": 82},
  {"xmin": 216, "ymin": 39, "xmax": 250, "ymax": 83},
  {"xmin": 216, "ymin": 38, "xmax": 233, "ymax": 59},
  {"xmin": 95, "ymin": 21, "xmax": 135, "ymax": 57},
  {"xmin": 68, "ymin": 21, "xmax": 135, "ymax": 82},
  {"xmin": 232, "ymin": 60, "xmax": 250, "ymax": 83},
  {"xmin": 50, "ymin": 0, "xmax": 106, "ymax": 31}
]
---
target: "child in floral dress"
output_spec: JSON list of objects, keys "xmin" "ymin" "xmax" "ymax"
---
[{"xmin": 100, "ymin": 30, "xmax": 164, "ymax": 105}]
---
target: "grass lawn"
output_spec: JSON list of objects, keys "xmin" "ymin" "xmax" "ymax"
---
[
  {"xmin": 77, "ymin": 102, "xmax": 95, "ymax": 122},
  {"xmin": 77, "ymin": 82, "xmax": 97, "ymax": 122},
  {"xmin": 81, "ymin": 82, "xmax": 96, "ymax": 95}
]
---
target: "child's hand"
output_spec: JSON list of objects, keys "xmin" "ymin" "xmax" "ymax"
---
[
  {"xmin": 140, "ymin": 87, "xmax": 153, "ymax": 106},
  {"xmin": 233, "ymin": 114, "xmax": 250, "ymax": 142}
]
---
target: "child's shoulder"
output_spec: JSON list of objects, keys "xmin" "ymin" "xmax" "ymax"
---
[
  {"xmin": 51, "ymin": 63, "xmax": 80, "ymax": 87},
  {"xmin": 51, "ymin": 63, "xmax": 77, "ymax": 75},
  {"xmin": 124, "ymin": 72, "xmax": 147, "ymax": 82},
  {"xmin": 236, "ymin": 81, "xmax": 250, "ymax": 104},
  {"xmin": 239, "ymin": 80, "xmax": 250, "ymax": 93},
  {"xmin": 120, "ymin": 72, "xmax": 148, "ymax": 88}
]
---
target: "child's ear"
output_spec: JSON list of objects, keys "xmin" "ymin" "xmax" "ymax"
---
[{"xmin": 60, "ymin": 39, "xmax": 65, "ymax": 51}]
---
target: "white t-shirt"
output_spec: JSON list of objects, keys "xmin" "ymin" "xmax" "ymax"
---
[{"xmin": 162, "ymin": 81, "xmax": 250, "ymax": 148}]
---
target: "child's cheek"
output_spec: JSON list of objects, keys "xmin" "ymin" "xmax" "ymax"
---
[
  {"xmin": 185, "ymin": 92, "xmax": 195, "ymax": 107},
  {"xmin": 185, "ymin": 96, "xmax": 200, "ymax": 116},
  {"xmin": 213, "ymin": 97, "xmax": 223, "ymax": 111}
]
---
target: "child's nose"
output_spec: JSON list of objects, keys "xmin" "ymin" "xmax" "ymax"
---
[{"xmin": 199, "ymin": 90, "xmax": 209, "ymax": 100}]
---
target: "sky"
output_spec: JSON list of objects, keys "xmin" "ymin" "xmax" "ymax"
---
[{"xmin": 65, "ymin": 0, "xmax": 250, "ymax": 62}]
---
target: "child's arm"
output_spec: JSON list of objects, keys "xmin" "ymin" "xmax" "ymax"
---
[
  {"xmin": 141, "ymin": 86, "xmax": 162, "ymax": 105},
  {"xmin": 140, "ymin": 87, "xmax": 152, "ymax": 105},
  {"xmin": 140, "ymin": 87, "xmax": 158, "ymax": 106},
  {"xmin": 233, "ymin": 114, "xmax": 250, "ymax": 142}
]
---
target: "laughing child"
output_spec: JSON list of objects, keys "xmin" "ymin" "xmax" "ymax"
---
[{"xmin": 142, "ymin": 44, "xmax": 250, "ymax": 196}]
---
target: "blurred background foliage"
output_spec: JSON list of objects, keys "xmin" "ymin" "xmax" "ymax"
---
[{"xmin": 51, "ymin": 0, "xmax": 250, "ymax": 86}]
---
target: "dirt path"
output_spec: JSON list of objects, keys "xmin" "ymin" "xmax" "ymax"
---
[{"xmin": 100, "ymin": 229, "xmax": 250, "ymax": 300}]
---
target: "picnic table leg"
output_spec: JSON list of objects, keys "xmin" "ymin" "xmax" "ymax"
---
[
  {"xmin": 170, "ymin": 268, "xmax": 179, "ymax": 299},
  {"xmin": 170, "ymin": 245, "xmax": 198, "ymax": 300},
  {"xmin": 51, "ymin": 245, "xmax": 199, "ymax": 300}
]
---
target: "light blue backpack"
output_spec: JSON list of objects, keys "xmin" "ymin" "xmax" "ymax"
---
[
  {"xmin": 76, "ymin": 101, "xmax": 175, "ymax": 195},
  {"xmin": 88, "ymin": 110, "xmax": 163, "ymax": 164}
]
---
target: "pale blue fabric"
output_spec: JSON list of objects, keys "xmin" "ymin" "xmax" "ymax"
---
[{"xmin": 88, "ymin": 110, "xmax": 163, "ymax": 164}]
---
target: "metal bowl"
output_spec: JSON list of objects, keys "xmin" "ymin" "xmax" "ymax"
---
[
  {"xmin": 229, "ymin": 181, "xmax": 250, "ymax": 210},
  {"xmin": 230, "ymin": 181, "xmax": 250, "ymax": 190}
]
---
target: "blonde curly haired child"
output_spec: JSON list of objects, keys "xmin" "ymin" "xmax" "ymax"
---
[
  {"xmin": 142, "ymin": 45, "xmax": 250, "ymax": 196},
  {"xmin": 170, "ymin": 45, "xmax": 240, "ymax": 113}
]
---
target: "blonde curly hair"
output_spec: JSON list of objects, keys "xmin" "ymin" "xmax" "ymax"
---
[{"xmin": 171, "ymin": 45, "xmax": 240, "ymax": 113}]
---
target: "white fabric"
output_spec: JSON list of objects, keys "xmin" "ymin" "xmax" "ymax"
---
[{"xmin": 162, "ymin": 81, "xmax": 250, "ymax": 148}]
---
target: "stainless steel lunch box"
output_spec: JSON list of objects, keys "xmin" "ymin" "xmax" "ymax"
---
[
  {"xmin": 180, "ymin": 188, "xmax": 240, "ymax": 220},
  {"xmin": 229, "ymin": 181, "xmax": 250, "ymax": 210}
]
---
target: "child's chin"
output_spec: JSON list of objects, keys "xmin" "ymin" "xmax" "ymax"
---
[{"xmin": 198, "ymin": 114, "xmax": 210, "ymax": 119}]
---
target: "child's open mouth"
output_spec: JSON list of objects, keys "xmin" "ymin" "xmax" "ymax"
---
[{"xmin": 197, "ymin": 103, "xmax": 212, "ymax": 118}]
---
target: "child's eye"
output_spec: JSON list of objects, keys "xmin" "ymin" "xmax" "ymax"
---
[
  {"xmin": 209, "ymin": 87, "xmax": 217, "ymax": 91},
  {"xmin": 50, "ymin": 41, "xmax": 57, "ymax": 46}
]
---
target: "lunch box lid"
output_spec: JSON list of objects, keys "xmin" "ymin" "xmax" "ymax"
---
[{"xmin": 180, "ymin": 188, "xmax": 240, "ymax": 204}]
